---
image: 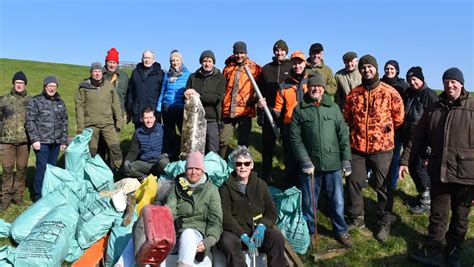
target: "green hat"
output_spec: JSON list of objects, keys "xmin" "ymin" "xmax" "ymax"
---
[
  {"xmin": 358, "ymin": 54, "xmax": 378, "ymax": 70},
  {"xmin": 342, "ymin": 52, "xmax": 357, "ymax": 63},
  {"xmin": 307, "ymin": 72, "xmax": 326, "ymax": 87}
]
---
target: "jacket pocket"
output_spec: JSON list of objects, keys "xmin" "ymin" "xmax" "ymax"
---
[{"xmin": 456, "ymin": 151, "xmax": 474, "ymax": 179}]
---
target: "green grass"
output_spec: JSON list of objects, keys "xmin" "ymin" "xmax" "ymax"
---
[{"xmin": 0, "ymin": 58, "xmax": 473, "ymax": 266}]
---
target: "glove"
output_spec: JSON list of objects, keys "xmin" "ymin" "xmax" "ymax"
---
[
  {"xmin": 251, "ymin": 224, "xmax": 266, "ymax": 247},
  {"xmin": 240, "ymin": 234, "xmax": 257, "ymax": 256},
  {"xmin": 342, "ymin": 160, "xmax": 352, "ymax": 177},
  {"xmin": 301, "ymin": 157, "xmax": 315, "ymax": 176}
]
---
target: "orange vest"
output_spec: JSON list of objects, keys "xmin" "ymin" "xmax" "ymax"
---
[{"xmin": 274, "ymin": 76, "xmax": 308, "ymax": 124}]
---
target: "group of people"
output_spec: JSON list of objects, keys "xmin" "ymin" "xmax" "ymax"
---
[{"xmin": 0, "ymin": 40, "xmax": 472, "ymax": 266}]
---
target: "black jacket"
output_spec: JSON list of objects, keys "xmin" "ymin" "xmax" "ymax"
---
[
  {"xmin": 219, "ymin": 171, "xmax": 277, "ymax": 237},
  {"xmin": 186, "ymin": 67, "xmax": 226, "ymax": 121},
  {"xmin": 381, "ymin": 75, "xmax": 409, "ymax": 96},
  {"xmin": 126, "ymin": 62, "xmax": 164, "ymax": 123},
  {"xmin": 261, "ymin": 58, "xmax": 292, "ymax": 108},
  {"xmin": 26, "ymin": 91, "xmax": 68, "ymax": 145}
]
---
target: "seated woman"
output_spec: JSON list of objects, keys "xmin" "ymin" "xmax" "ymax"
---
[
  {"xmin": 217, "ymin": 146, "xmax": 287, "ymax": 267},
  {"xmin": 166, "ymin": 151, "xmax": 223, "ymax": 267}
]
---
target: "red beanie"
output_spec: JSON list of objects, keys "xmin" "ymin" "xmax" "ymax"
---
[
  {"xmin": 185, "ymin": 151, "xmax": 205, "ymax": 171},
  {"xmin": 106, "ymin": 48, "xmax": 119, "ymax": 63}
]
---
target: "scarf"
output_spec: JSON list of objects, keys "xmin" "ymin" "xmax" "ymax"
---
[
  {"xmin": 362, "ymin": 73, "xmax": 380, "ymax": 90},
  {"xmin": 168, "ymin": 66, "xmax": 183, "ymax": 83}
]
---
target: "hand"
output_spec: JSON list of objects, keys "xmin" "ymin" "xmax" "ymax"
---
[
  {"xmin": 196, "ymin": 241, "xmax": 205, "ymax": 253},
  {"xmin": 240, "ymin": 234, "xmax": 257, "ymax": 256},
  {"xmin": 301, "ymin": 160, "xmax": 315, "ymax": 176},
  {"xmin": 251, "ymin": 224, "xmax": 266, "ymax": 247},
  {"xmin": 184, "ymin": 88, "xmax": 200, "ymax": 98},
  {"xmin": 342, "ymin": 160, "xmax": 352, "ymax": 177},
  {"xmin": 399, "ymin": 165, "xmax": 409, "ymax": 181},
  {"xmin": 32, "ymin": 141, "xmax": 41, "ymax": 151},
  {"xmin": 60, "ymin": 144, "xmax": 67, "ymax": 151},
  {"xmin": 257, "ymin": 98, "xmax": 267, "ymax": 109}
]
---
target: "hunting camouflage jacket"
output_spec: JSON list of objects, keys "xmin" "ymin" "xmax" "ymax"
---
[{"xmin": 0, "ymin": 89, "xmax": 31, "ymax": 144}]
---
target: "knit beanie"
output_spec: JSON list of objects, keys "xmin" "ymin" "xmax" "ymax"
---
[
  {"xmin": 342, "ymin": 52, "xmax": 357, "ymax": 63},
  {"xmin": 170, "ymin": 49, "xmax": 184, "ymax": 63},
  {"xmin": 43, "ymin": 76, "xmax": 58, "ymax": 87},
  {"xmin": 185, "ymin": 151, "xmax": 205, "ymax": 171},
  {"xmin": 309, "ymin": 43, "xmax": 324, "ymax": 53},
  {"xmin": 12, "ymin": 71, "xmax": 27, "ymax": 85},
  {"xmin": 358, "ymin": 55, "xmax": 378, "ymax": 70},
  {"xmin": 200, "ymin": 50, "xmax": 216, "ymax": 64},
  {"xmin": 233, "ymin": 41, "xmax": 247, "ymax": 54},
  {"xmin": 385, "ymin": 60, "xmax": 400, "ymax": 75},
  {"xmin": 273, "ymin": 39, "xmax": 288, "ymax": 54},
  {"xmin": 406, "ymin": 66, "xmax": 424, "ymax": 82},
  {"xmin": 442, "ymin": 67, "xmax": 464, "ymax": 85},
  {"xmin": 90, "ymin": 62, "xmax": 103, "ymax": 71},
  {"xmin": 105, "ymin": 48, "xmax": 119, "ymax": 63},
  {"xmin": 307, "ymin": 72, "xmax": 326, "ymax": 87}
]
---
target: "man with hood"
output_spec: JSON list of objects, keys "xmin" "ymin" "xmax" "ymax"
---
[
  {"xmin": 0, "ymin": 71, "xmax": 31, "ymax": 210},
  {"xmin": 305, "ymin": 43, "xmax": 337, "ymax": 96},
  {"xmin": 75, "ymin": 62, "xmax": 124, "ymax": 173}
]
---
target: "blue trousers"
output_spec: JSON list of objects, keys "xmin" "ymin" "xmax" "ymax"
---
[
  {"xmin": 388, "ymin": 133, "xmax": 402, "ymax": 189},
  {"xmin": 300, "ymin": 170, "xmax": 348, "ymax": 236},
  {"xmin": 33, "ymin": 144, "xmax": 60, "ymax": 201}
]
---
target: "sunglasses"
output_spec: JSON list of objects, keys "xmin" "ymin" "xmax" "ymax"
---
[{"xmin": 235, "ymin": 161, "xmax": 252, "ymax": 167}]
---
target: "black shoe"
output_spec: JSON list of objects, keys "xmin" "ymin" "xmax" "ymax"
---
[
  {"xmin": 409, "ymin": 246, "xmax": 443, "ymax": 266},
  {"xmin": 410, "ymin": 204, "xmax": 430, "ymax": 214},
  {"xmin": 375, "ymin": 222, "xmax": 392, "ymax": 242},
  {"xmin": 445, "ymin": 246, "xmax": 461, "ymax": 267},
  {"xmin": 348, "ymin": 216, "xmax": 365, "ymax": 230}
]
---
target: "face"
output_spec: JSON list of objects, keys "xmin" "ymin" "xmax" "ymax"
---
[
  {"xmin": 234, "ymin": 52, "xmax": 247, "ymax": 64},
  {"xmin": 13, "ymin": 80, "xmax": 25, "ymax": 93},
  {"xmin": 44, "ymin": 83, "xmax": 57, "ymax": 97},
  {"xmin": 142, "ymin": 51, "xmax": 155, "ymax": 67},
  {"xmin": 292, "ymin": 59, "xmax": 307, "ymax": 75},
  {"xmin": 185, "ymin": 167, "xmax": 203, "ymax": 184},
  {"xmin": 274, "ymin": 48, "xmax": 287, "ymax": 62},
  {"xmin": 91, "ymin": 69, "xmax": 103, "ymax": 81},
  {"xmin": 309, "ymin": 50, "xmax": 323, "ymax": 65},
  {"xmin": 309, "ymin": 85, "xmax": 325, "ymax": 101},
  {"xmin": 360, "ymin": 64, "xmax": 377, "ymax": 80},
  {"xmin": 106, "ymin": 60, "xmax": 118, "ymax": 72},
  {"xmin": 142, "ymin": 111, "xmax": 156, "ymax": 128},
  {"xmin": 384, "ymin": 64, "xmax": 397, "ymax": 79},
  {"xmin": 235, "ymin": 155, "xmax": 253, "ymax": 179},
  {"xmin": 344, "ymin": 58, "xmax": 358, "ymax": 72},
  {"xmin": 201, "ymin": 57, "xmax": 214, "ymax": 71},
  {"xmin": 170, "ymin": 57, "xmax": 182, "ymax": 70},
  {"xmin": 408, "ymin": 76, "xmax": 424, "ymax": 90},
  {"xmin": 443, "ymin": 79, "xmax": 463, "ymax": 101}
]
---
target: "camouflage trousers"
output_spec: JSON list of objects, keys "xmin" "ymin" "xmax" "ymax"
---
[{"xmin": 1, "ymin": 143, "xmax": 29, "ymax": 206}]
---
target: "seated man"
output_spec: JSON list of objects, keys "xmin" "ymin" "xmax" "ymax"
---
[
  {"xmin": 122, "ymin": 106, "xmax": 169, "ymax": 179},
  {"xmin": 166, "ymin": 151, "xmax": 223, "ymax": 266},
  {"xmin": 217, "ymin": 146, "xmax": 287, "ymax": 267}
]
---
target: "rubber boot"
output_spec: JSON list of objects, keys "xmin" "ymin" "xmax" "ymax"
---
[{"xmin": 410, "ymin": 190, "xmax": 430, "ymax": 214}]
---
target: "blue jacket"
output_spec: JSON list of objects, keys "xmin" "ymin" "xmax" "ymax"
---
[
  {"xmin": 125, "ymin": 123, "xmax": 165, "ymax": 163},
  {"xmin": 156, "ymin": 67, "xmax": 190, "ymax": 112}
]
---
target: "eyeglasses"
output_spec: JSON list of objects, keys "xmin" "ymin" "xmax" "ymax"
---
[{"xmin": 235, "ymin": 161, "xmax": 251, "ymax": 167}]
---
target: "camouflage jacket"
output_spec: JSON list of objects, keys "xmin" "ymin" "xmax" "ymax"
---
[{"xmin": 0, "ymin": 89, "xmax": 31, "ymax": 144}]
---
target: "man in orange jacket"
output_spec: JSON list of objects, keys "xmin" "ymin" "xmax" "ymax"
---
[
  {"xmin": 219, "ymin": 41, "xmax": 262, "ymax": 158},
  {"xmin": 344, "ymin": 55, "xmax": 404, "ymax": 243}
]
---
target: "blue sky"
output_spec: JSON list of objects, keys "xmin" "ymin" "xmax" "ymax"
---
[{"xmin": 1, "ymin": 0, "xmax": 472, "ymax": 89}]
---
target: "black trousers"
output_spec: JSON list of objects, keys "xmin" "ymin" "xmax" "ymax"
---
[
  {"xmin": 217, "ymin": 229, "xmax": 287, "ymax": 267},
  {"xmin": 346, "ymin": 150, "xmax": 395, "ymax": 223},
  {"xmin": 261, "ymin": 118, "xmax": 278, "ymax": 181},
  {"xmin": 281, "ymin": 124, "xmax": 299, "ymax": 189},
  {"xmin": 426, "ymin": 181, "xmax": 473, "ymax": 248},
  {"xmin": 408, "ymin": 153, "xmax": 431, "ymax": 193}
]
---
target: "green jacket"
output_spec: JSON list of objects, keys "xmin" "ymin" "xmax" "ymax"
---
[
  {"xmin": 103, "ymin": 68, "xmax": 129, "ymax": 113},
  {"xmin": 305, "ymin": 59, "xmax": 337, "ymax": 96},
  {"xmin": 290, "ymin": 93, "xmax": 351, "ymax": 171},
  {"xmin": 75, "ymin": 79, "xmax": 124, "ymax": 132},
  {"xmin": 0, "ymin": 89, "xmax": 31, "ymax": 144},
  {"xmin": 167, "ymin": 174, "xmax": 223, "ymax": 255}
]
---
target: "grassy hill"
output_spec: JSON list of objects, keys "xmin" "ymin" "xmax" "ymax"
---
[{"xmin": 0, "ymin": 58, "xmax": 472, "ymax": 266}]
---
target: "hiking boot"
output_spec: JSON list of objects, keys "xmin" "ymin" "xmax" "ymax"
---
[
  {"xmin": 348, "ymin": 216, "xmax": 365, "ymax": 230},
  {"xmin": 445, "ymin": 246, "xmax": 461, "ymax": 267},
  {"xmin": 409, "ymin": 246, "xmax": 443, "ymax": 266},
  {"xmin": 410, "ymin": 203, "xmax": 430, "ymax": 214},
  {"xmin": 375, "ymin": 221, "xmax": 392, "ymax": 242},
  {"xmin": 336, "ymin": 233, "xmax": 353, "ymax": 248}
]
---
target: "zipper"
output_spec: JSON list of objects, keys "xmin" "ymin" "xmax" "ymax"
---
[{"xmin": 365, "ymin": 90, "xmax": 371, "ymax": 153}]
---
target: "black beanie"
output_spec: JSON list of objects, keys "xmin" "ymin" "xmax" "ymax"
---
[
  {"xmin": 384, "ymin": 60, "xmax": 400, "ymax": 75},
  {"xmin": 442, "ymin": 67, "xmax": 464, "ymax": 85},
  {"xmin": 43, "ymin": 76, "xmax": 59, "ymax": 87},
  {"xmin": 233, "ymin": 41, "xmax": 247, "ymax": 54},
  {"xmin": 12, "ymin": 71, "xmax": 27, "ymax": 85},
  {"xmin": 200, "ymin": 50, "xmax": 216, "ymax": 64},
  {"xmin": 358, "ymin": 55, "xmax": 378, "ymax": 70},
  {"xmin": 406, "ymin": 66, "xmax": 424, "ymax": 82},
  {"xmin": 273, "ymin": 39, "xmax": 288, "ymax": 54}
]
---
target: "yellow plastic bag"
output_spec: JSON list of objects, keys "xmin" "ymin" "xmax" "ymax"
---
[{"xmin": 134, "ymin": 174, "xmax": 159, "ymax": 215}]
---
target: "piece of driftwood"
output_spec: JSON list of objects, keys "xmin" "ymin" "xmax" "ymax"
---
[
  {"xmin": 284, "ymin": 238, "xmax": 304, "ymax": 267},
  {"xmin": 312, "ymin": 248, "xmax": 348, "ymax": 262}
]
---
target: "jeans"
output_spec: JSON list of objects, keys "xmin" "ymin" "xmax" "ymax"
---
[
  {"xmin": 33, "ymin": 143, "xmax": 60, "ymax": 201},
  {"xmin": 300, "ymin": 170, "xmax": 348, "ymax": 235},
  {"xmin": 388, "ymin": 133, "xmax": 402, "ymax": 189}
]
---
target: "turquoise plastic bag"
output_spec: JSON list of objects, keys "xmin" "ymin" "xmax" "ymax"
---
[
  {"xmin": 0, "ymin": 219, "xmax": 11, "ymax": 238},
  {"xmin": 273, "ymin": 187, "xmax": 310, "ymax": 255},
  {"xmin": 84, "ymin": 155, "xmax": 115, "ymax": 192},
  {"xmin": 105, "ymin": 211, "xmax": 138, "ymax": 267},
  {"xmin": 0, "ymin": 246, "xmax": 15, "ymax": 267},
  {"xmin": 65, "ymin": 128, "xmax": 93, "ymax": 179},
  {"xmin": 41, "ymin": 164, "xmax": 81, "ymax": 197}
]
